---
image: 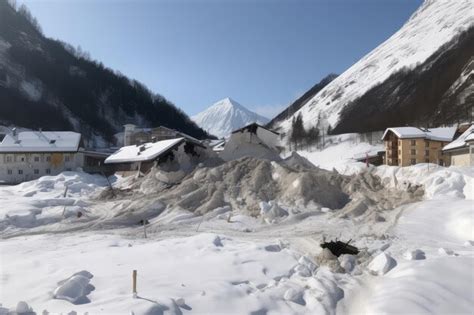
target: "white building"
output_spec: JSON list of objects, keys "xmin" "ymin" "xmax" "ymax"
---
[
  {"xmin": 0, "ymin": 130, "xmax": 84, "ymax": 184},
  {"xmin": 220, "ymin": 123, "xmax": 280, "ymax": 161},
  {"xmin": 442, "ymin": 125, "xmax": 474, "ymax": 166},
  {"xmin": 105, "ymin": 137, "xmax": 216, "ymax": 175}
]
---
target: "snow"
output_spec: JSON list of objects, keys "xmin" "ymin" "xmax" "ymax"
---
[
  {"xmin": 19, "ymin": 79, "xmax": 42, "ymax": 102},
  {"xmin": 0, "ymin": 131, "xmax": 81, "ymax": 153},
  {"xmin": 293, "ymin": 133, "xmax": 384, "ymax": 171},
  {"xmin": 105, "ymin": 138, "xmax": 184, "ymax": 164},
  {"xmin": 53, "ymin": 271, "xmax": 95, "ymax": 304},
  {"xmin": 367, "ymin": 252, "xmax": 397, "ymax": 275},
  {"xmin": 1, "ymin": 136, "xmax": 474, "ymax": 314},
  {"xmin": 382, "ymin": 126, "xmax": 457, "ymax": 141},
  {"xmin": 277, "ymin": 0, "xmax": 474, "ymax": 131},
  {"xmin": 192, "ymin": 98, "xmax": 269, "ymax": 139},
  {"xmin": 443, "ymin": 124, "xmax": 474, "ymax": 151}
]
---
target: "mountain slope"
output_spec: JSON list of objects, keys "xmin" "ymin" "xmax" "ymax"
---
[
  {"xmin": 192, "ymin": 98, "xmax": 269, "ymax": 138},
  {"xmin": 0, "ymin": 1, "xmax": 210, "ymax": 146},
  {"xmin": 267, "ymin": 73, "xmax": 337, "ymax": 129},
  {"xmin": 277, "ymin": 0, "xmax": 474, "ymax": 134}
]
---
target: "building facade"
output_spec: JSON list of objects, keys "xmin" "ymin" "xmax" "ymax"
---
[
  {"xmin": 0, "ymin": 130, "xmax": 111, "ymax": 184},
  {"xmin": 442, "ymin": 125, "xmax": 474, "ymax": 167},
  {"xmin": 382, "ymin": 127, "xmax": 456, "ymax": 166}
]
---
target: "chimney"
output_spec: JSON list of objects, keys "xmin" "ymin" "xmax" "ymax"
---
[
  {"xmin": 12, "ymin": 127, "xmax": 18, "ymax": 142},
  {"xmin": 123, "ymin": 124, "xmax": 136, "ymax": 146}
]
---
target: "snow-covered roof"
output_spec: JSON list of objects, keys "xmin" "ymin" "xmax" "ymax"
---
[
  {"xmin": 105, "ymin": 138, "xmax": 184, "ymax": 164},
  {"xmin": 382, "ymin": 127, "xmax": 456, "ymax": 142},
  {"xmin": 0, "ymin": 131, "xmax": 81, "ymax": 153},
  {"xmin": 442, "ymin": 125, "xmax": 474, "ymax": 152}
]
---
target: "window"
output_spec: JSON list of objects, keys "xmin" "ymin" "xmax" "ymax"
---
[
  {"xmin": 18, "ymin": 169, "xmax": 23, "ymax": 175},
  {"xmin": 398, "ymin": 150, "xmax": 401, "ymax": 155},
  {"xmin": 45, "ymin": 169, "xmax": 51, "ymax": 174},
  {"xmin": 7, "ymin": 169, "xmax": 12, "ymax": 175},
  {"xmin": 5, "ymin": 156, "xmax": 12, "ymax": 163},
  {"xmin": 411, "ymin": 149, "xmax": 416, "ymax": 155},
  {"xmin": 425, "ymin": 140, "xmax": 429, "ymax": 147},
  {"xmin": 20, "ymin": 157, "xmax": 25, "ymax": 162},
  {"xmin": 411, "ymin": 140, "xmax": 416, "ymax": 146},
  {"xmin": 425, "ymin": 158, "xmax": 430, "ymax": 163},
  {"xmin": 65, "ymin": 155, "xmax": 71, "ymax": 162},
  {"xmin": 425, "ymin": 150, "xmax": 429, "ymax": 157},
  {"xmin": 398, "ymin": 140, "xmax": 401, "ymax": 146},
  {"xmin": 34, "ymin": 169, "xmax": 39, "ymax": 175},
  {"xmin": 46, "ymin": 156, "xmax": 51, "ymax": 162},
  {"xmin": 34, "ymin": 156, "xmax": 40, "ymax": 162},
  {"xmin": 411, "ymin": 159, "xmax": 416, "ymax": 165}
]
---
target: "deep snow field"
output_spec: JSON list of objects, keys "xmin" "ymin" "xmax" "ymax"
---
[{"xmin": 0, "ymin": 146, "xmax": 473, "ymax": 314}]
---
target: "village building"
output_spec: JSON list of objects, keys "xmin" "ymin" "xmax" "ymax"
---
[
  {"xmin": 220, "ymin": 123, "xmax": 281, "ymax": 161},
  {"xmin": 0, "ymin": 130, "xmax": 110, "ymax": 184},
  {"xmin": 442, "ymin": 125, "xmax": 474, "ymax": 166},
  {"xmin": 382, "ymin": 127, "xmax": 456, "ymax": 166},
  {"xmin": 105, "ymin": 137, "xmax": 216, "ymax": 175},
  {"xmin": 122, "ymin": 124, "xmax": 202, "ymax": 147}
]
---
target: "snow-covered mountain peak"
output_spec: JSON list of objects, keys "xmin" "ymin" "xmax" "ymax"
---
[
  {"xmin": 277, "ymin": 0, "xmax": 474, "ymax": 133},
  {"xmin": 192, "ymin": 98, "xmax": 269, "ymax": 138}
]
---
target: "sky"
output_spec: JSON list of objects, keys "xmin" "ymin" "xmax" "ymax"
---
[{"xmin": 18, "ymin": 0, "xmax": 422, "ymax": 119}]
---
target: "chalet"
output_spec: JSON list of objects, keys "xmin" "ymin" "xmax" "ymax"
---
[
  {"xmin": 442, "ymin": 125, "xmax": 474, "ymax": 166},
  {"xmin": 220, "ymin": 123, "xmax": 280, "ymax": 161},
  {"xmin": 105, "ymin": 137, "xmax": 215, "ymax": 175},
  {"xmin": 382, "ymin": 127, "xmax": 456, "ymax": 166},
  {"xmin": 0, "ymin": 130, "xmax": 110, "ymax": 184}
]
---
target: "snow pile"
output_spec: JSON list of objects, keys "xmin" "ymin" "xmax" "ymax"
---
[
  {"xmin": 374, "ymin": 164, "xmax": 474, "ymax": 200},
  {"xmin": 368, "ymin": 252, "xmax": 397, "ymax": 275},
  {"xmin": 0, "ymin": 171, "xmax": 110, "ymax": 234},
  {"xmin": 0, "ymin": 302, "xmax": 35, "ymax": 315},
  {"xmin": 277, "ymin": 0, "xmax": 474, "ymax": 131},
  {"xmin": 192, "ymin": 97, "xmax": 268, "ymax": 138},
  {"xmin": 53, "ymin": 270, "xmax": 95, "ymax": 304},
  {"xmin": 403, "ymin": 249, "xmax": 426, "ymax": 260},
  {"xmin": 113, "ymin": 157, "xmax": 421, "ymax": 222}
]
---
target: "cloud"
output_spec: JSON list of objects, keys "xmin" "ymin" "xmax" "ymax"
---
[{"xmin": 251, "ymin": 104, "xmax": 287, "ymax": 120}]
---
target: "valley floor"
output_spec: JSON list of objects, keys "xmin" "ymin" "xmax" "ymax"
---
[{"xmin": 0, "ymin": 159, "xmax": 473, "ymax": 314}]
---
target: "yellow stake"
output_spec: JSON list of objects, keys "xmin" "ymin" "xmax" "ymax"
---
[{"xmin": 132, "ymin": 270, "xmax": 137, "ymax": 298}]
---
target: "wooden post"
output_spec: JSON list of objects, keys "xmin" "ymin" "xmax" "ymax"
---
[
  {"xmin": 62, "ymin": 185, "xmax": 69, "ymax": 217},
  {"xmin": 132, "ymin": 270, "xmax": 137, "ymax": 298}
]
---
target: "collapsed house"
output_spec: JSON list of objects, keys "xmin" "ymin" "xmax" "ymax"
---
[
  {"xmin": 220, "ymin": 123, "xmax": 281, "ymax": 161},
  {"xmin": 122, "ymin": 124, "xmax": 201, "ymax": 147},
  {"xmin": 104, "ymin": 137, "xmax": 217, "ymax": 176}
]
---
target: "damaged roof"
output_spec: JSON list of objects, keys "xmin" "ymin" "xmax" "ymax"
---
[
  {"xmin": 442, "ymin": 125, "xmax": 474, "ymax": 152},
  {"xmin": 105, "ymin": 138, "xmax": 185, "ymax": 164}
]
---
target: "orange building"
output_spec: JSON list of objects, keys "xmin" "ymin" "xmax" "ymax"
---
[{"xmin": 382, "ymin": 127, "xmax": 456, "ymax": 166}]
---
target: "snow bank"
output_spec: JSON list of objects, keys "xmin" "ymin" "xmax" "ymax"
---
[
  {"xmin": 53, "ymin": 270, "xmax": 95, "ymax": 304},
  {"xmin": 109, "ymin": 157, "xmax": 421, "ymax": 224},
  {"xmin": 368, "ymin": 252, "xmax": 397, "ymax": 275}
]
